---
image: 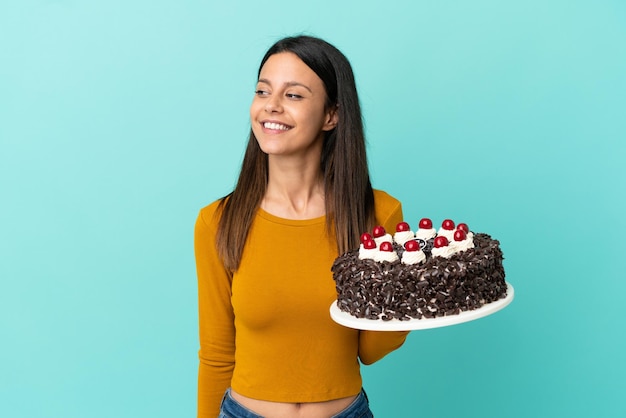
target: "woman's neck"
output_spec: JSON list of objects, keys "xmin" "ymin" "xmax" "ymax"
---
[{"xmin": 261, "ymin": 157, "xmax": 325, "ymax": 219}]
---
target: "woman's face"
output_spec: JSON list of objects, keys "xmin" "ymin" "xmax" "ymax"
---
[{"xmin": 250, "ymin": 52, "xmax": 337, "ymax": 160}]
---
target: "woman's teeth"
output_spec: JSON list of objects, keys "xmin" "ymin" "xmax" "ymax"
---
[{"xmin": 263, "ymin": 122, "xmax": 290, "ymax": 130}]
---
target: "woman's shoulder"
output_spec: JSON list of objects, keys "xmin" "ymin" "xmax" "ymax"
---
[
  {"xmin": 373, "ymin": 189, "xmax": 403, "ymax": 229},
  {"xmin": 373, "ymin": 189, "xmax": 401, "ymax": 211},
  {"xmin": 197, "ymin": 195, "xmax": 230, "ymax": 227}
]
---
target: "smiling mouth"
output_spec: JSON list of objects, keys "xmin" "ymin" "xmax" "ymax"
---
[{"xmin": 263, "ymin": 122, "xmax": 292, "ymax": 131}]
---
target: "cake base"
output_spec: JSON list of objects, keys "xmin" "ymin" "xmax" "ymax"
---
[
  {"xmin": 330, "ymin": 282, "xmax": 514, "ymax": 331},
  {"xmin": 332, "ymin": 233, "xmax": 506, "ymax": 322}
]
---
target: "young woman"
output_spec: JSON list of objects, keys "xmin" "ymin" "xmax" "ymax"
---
[{"xmin": 195, "ymin": 35, "xmax": 409, "ymax": 418}]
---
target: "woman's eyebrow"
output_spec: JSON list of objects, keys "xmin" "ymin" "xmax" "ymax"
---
[{"xmin": 257, "ymin": 78, "xmax": 312, "ymax": 93}]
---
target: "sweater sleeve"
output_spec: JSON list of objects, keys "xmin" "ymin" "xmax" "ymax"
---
[
  {"xmin": 195, "ymin": 206, "xmax": 235, "ymax": 418},
  {"xmin": 357, "ymin": 192, "xmax": 410, "ymax": 364}
]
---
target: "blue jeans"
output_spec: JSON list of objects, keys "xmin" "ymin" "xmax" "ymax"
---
[{"xmin": 218, "ymin": 388, "xmax": 374, "ymax": 418}]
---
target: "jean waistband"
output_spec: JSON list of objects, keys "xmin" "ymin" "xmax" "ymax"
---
[{"xmin": 218, "ymin": 388, "xmax": 372, "ymax": 418}]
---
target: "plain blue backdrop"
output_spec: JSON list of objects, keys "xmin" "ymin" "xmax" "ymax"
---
[{"xmin": 1, "ymin": 1, "xmax": 625, "ymax": 417}]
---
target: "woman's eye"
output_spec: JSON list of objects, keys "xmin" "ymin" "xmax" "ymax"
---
[
  {"xmin": 286, "ymin": 93, "xmax": 303, "ymax": 99},
  {"xmin": 255, "ymin": 89, "xmax": 269, "ymax": 96}
]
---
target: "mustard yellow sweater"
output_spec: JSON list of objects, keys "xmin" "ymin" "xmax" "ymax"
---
[{"xmin": 195, "ymin": 190, "xmax": 409, "ymax": 417}]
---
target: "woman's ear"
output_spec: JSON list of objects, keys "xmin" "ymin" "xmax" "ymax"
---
[{"xmin": 322, "ymin": 106, "xmax": 339, "ymax": 131}]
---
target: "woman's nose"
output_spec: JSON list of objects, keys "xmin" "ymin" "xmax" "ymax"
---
[{"xmin": 265, "ymin": 95, "xmax": 283, "ymax": 113}]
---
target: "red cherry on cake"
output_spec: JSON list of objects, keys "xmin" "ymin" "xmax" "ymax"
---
[
  {"xmin": 404, "ymin": 239, "xmax": 420, "ymax": 252},
  {"xmin": 434, "ymin": 236, "xmax": 449, "ymax": 248},
  {"xmin": 396, "ymin": 222, "xmax": 410, "ymax": 232},
  {"xmin": 457, "ymin": 223, "xmax": 469, "ymax": 234},
  {"xmin": 379, "ymin": 241, "xmax": 393, "ymax": 252},
  {"xmin": 363, "ymin": 239, "xmax": 376, "ymax": 250},
  {"xmin": 454, "ymin": 229, "xmax": 467, "ymax": 242},
  {"xmin": 372, "ymin": 225, "xmax": 386, "ymax": 238},
  {"xmin": 418, "ymin": 218, "xmax": 433, "ymax": 229},
  {"xmin": 360, "ymin": 232, "xmax": 373, "ymax": 244},
  {"xmin": 441, "ymin": 219, "xmax": 455, "ymax": 230}
]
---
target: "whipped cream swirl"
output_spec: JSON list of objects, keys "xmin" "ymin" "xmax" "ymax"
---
[
  {"xmin": 414, "ymin": 228, "xmax": 437, "ymax": 240},
  {"xmin": 432, "ymin": 245, "xmax": 456, "ymax": 259},
  {"xmin": 436, "ymin": 227, "xmax": 456, "ymax": 242},
  {"xmin": 374, "ymin": 233, "xmax": 393, "ymax": 247},
  {"xmin": 358, "ymin": 244, "xmax": 377, "ymax": 260},
  {"xmin": 401, "ymin": 250, "xmax": 426, "ymax": 265},
  {"xmin": 374, "ymin": 248, "xmax": 399, "ymax": 263},
  {"xmin": 450, "ymin": 237, "xmax": 475, "ymax": 253},
  {"xmin": 393, "ymin": 230, "xmax": 415, "ymax": 246}
]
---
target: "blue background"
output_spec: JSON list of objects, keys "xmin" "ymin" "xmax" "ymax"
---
[{"xmin": 1, "ymin": 1, "xmax": 625, "ymax": 417}]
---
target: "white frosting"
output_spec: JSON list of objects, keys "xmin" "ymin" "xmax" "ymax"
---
[
  {"xmin": 450, "ymin": 237, "xmax": 475, "ymax": 253},
  {"xmin": 393, "ymin": 230, "xmax": 414, "ymax": 246},
  {"xmin": 374, "ymin": 248, "xmax": 399, "ymax": 263},
  {"xmin": 401, "ymin": 250, "xmax": 426, "ymax": 265},
  {"xmin": 374, "ymin": 233, "xmax": 393, "ymax": 246},
  {"xmin": 414, "ymin": 228, "xmax": 437, "ymax": 240},
  {"xmin": 437, "ymin": 227, "xmax": 455, "ymax": 242},
  {"xmin": 431, "ymin": 245, "xmax": 456, "ymax": 258},
  {"xmin": 358, "ymin": 244, "xmax": 377, "ymax": 260}
]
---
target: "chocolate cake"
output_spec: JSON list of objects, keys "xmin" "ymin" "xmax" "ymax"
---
[{"xmin": 331, "ymin": 219, "xmax": 507, "ymax": 321}]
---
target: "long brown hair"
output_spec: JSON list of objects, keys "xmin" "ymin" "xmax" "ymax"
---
[{"xmin": 216, "ymin": 35, "xmax": 375, "ymax": 271}]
